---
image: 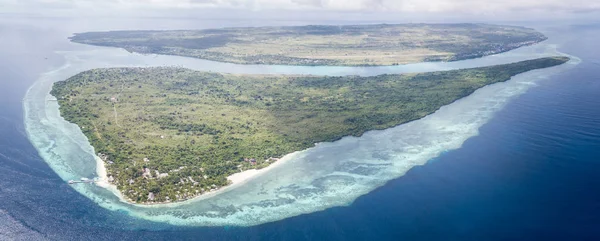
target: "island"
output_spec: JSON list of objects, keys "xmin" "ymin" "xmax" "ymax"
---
[
  {"xmin": 50, "ymin": 56, "xmax": 569, "ymax": 204},
  {"xmin": 69, "ymin": 23, "xmax": 547, "ymax": 66}
]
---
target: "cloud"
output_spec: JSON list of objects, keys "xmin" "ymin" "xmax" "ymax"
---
[
  {"xmin": 107, "ymin": 0, "xmax": 600, "ymax": 13},
  {"xmin": 3, "ymin": 0, "xmax": 600, "ymax": 16}
]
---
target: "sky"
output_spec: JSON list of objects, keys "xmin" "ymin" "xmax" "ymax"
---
[{"xmin": 2, "ymin": 0, "xmax": 600, "ymax": 22}]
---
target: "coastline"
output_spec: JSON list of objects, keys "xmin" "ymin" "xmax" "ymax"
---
[
  {"xmin": 72, "ymin": 39, "xmax": 546, "ymax": 67},
  {"xmin": 76, "ymin": 57, "xmax": 571, "ymax": 206},
  {"xmin": 70, "ymin": 23, "xmax": 547, "ymax": 67},
  {"xmin": 94, "ymin": 149, "xmax": 299, "ymax": 207},
  {"xmin": 94, "ymin": 155, "xmax": 129, "ymax": 203},
  {"xmin": 22, "ymin": 41, "xmax": 580, "ymax": 225}
]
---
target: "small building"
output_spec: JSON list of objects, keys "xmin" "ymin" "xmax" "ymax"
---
[{"xmin": 142, "ymin": 168, "xmax": 152, "ymax": 178}]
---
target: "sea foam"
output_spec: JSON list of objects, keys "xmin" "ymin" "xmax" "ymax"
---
[{"xmin": 23, "ymin": 42, "xmax": 580, "ymax": 226}]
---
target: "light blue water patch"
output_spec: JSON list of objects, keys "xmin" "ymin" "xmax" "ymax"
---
[
  {"xmin": 23, "ymin": 41, "xmax": 580, "ymax": 227},
  {"xmin": 67, "ymin": 40, "xmax": 560, "ymax": 76}
]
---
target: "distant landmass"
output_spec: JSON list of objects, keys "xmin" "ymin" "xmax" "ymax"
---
[
  {"xmin": 69, "ymin": 23, "xmax": 547, "ymax": 66},
  {"xmin": 51, "ymin": 57, "xmax": 569, "ymax": 204}
]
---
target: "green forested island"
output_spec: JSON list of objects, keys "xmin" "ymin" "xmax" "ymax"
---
[
  {"xmin": 51, "ymin": 57, "xmax": 569, "ymax": 203},
  {"xmin": 69, "ymin": 23, "xmax": 547, "ymax": 66}
]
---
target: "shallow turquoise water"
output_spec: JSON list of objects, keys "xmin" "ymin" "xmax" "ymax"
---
[
  {"xmin": 22, "ymin": 35, "xmax": 579, "ymax": 226},
  {"xmin": 3, "ymin": 17, "xmax": 600, "ymax": 241}
]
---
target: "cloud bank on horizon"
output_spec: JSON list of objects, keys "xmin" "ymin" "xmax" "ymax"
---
[{"xmin": 3, "ymin": 0, "xmax": 600, "ymax": 16}]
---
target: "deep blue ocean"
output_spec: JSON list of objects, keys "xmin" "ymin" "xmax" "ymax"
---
[{"xmin": 1, "ymin": 18, "xmax": 599, "ymax": 240}]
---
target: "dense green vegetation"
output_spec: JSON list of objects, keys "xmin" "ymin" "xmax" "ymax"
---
[
  {"xmin": 69, "ymin": 23, "xmax": 547, "ymax": 66},
  {"xmin": 51, "ymin": 56, "xmax": 569, "ymax": 203}
]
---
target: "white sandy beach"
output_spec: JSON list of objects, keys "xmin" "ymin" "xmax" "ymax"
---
[
  {"xmin": 95, "ymin": 155, "xmax": 129, "ymax": 202},
  {"xmin": 94, "ymin": 150, "xmax": 299, "ymax": 207}
]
